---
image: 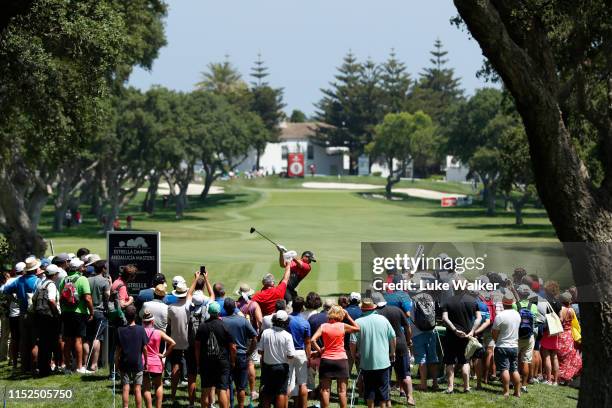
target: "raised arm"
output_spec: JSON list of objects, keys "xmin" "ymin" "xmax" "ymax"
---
[
  {"xmin": 280, "ymin": 260, "xmax": 291, "ymax": 285},
  {"xmin": 204, "ymin": 271, "xmax": 214, "ymax": 300},
  {"xmin": 343, "ymin": 310, "xmax": 360, "ymax": 334},
  {"xmin": 186, "ymin": 270, "xmax": 201, "ymax": 303}
]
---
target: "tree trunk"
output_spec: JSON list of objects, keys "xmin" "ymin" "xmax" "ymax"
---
[
  {"xmin": 481, "ymin": 179, "xmax": 496, "ymax": 216},
  {"xmin": 7, "ymin": 227, "xmax": 46, "ymax": 260},
  {"xmin": 142, "ymin": 174, "xmax": 160, "ymax": 214},
  {"xmin": 175, "ymin": 188, "xmax": 187, "ymax": 219},
  {"xmin": 513, "ymin": 201, "xmax": 523, "ymax": 225},
  {"xmin": 53, "ymin": 207, "xmax": 65, "ymax": 232},
  {"xmin": 201, "ymin": 173, "xmax": 215, "ymax": 201},
  {"xmin": 452, "ymin": 2, "xmax": 612, "ymax": 406}
]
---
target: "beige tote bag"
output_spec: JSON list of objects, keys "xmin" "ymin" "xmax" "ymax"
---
[{"xmin": 545, "ymin": 303, "xmax": 563, "ymax": 336}]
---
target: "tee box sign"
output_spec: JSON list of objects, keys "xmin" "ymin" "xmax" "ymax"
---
[
  {"xmin": 287, "ymin": 153, "xmax": 305, "ymax": 177},
  {"xmin": 107, "ymin": 231, "xmax": 160, "ymax": 295}
]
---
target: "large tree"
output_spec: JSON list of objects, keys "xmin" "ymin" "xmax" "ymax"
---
[
  {"xmin": 368, "ymin": 111, "xmax": 435, "ymax": 198},
  {"xmin": 0, "ymin": 0, "xmax": 167, "ymax": 257},
  {"xmin": 452, "ymin": 1, "xmax": 612, "ymax": 406},
  {"xmin": 249, "ymin": 55, "xmax": 285, "ymax": 169},
  {"xmin": 407, "ymin": 38, "xmax": 464, "ymax": 126},
  {"xmin": 316, "ymin": 52, "xmax": 383, "ymax": 173},
  {"xmin": 447, "ymin": 88, "xmax": 506, "ymax": 215}
]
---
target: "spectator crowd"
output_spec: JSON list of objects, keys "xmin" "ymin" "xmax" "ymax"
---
[{"xmin": 0, "ymin": 248, "xmax": 582, "ymax": 408}]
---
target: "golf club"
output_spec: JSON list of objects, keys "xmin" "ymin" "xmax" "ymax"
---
[
  {"xmin": 85, "ymin": 320, "xmax": 106, "ymax": 370},
  {"xmin": 249, "ymin": 227, "xmax": 279, "ymax": 248}
]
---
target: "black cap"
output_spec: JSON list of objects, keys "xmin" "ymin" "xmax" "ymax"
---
[{"xmin": 301, "ymin": 251, "xmax": 316, "ymax": 262}]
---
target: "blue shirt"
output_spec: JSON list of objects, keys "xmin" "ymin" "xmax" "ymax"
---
[
  {"xmin": 383, "ymin": 291, "xmax": 412, "ymax": 314},
  {"xmin": 222, "ymin": 314, "xmax": 257, "ymax": 355},
  {"xmin": 164, "ymin": 294, "xmax": 179, "ymax": 305},
  {"xmin": 476, "ymin": 299, "xmax": 490, "ymax": 327},
  {"xmin": 289, "ymin": 313, "xmax": 311, "ymax": 350},
  {"xmin": 215, "ymin": 298, "xmax": 228, "ymax": 317},
  {"xmin": 1, "ymin": 273, "xmax": 40, "ymax": 314}
]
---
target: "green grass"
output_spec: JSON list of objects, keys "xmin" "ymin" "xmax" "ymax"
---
[
  {"xmin": 0, "ymin": 362, "xmax": 578, "ymax": 408},
  {"xmin": 0, "ymin": 176, "xmax": 575, "ymax": 407},
  {"xmin": 38, "ymin": 180, "xmax": 555, "ymax": 296}
]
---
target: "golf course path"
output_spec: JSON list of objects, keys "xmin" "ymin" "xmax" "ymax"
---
[{"xmin": 301, "ymin": 182, "xmax": 466, "ymax": 200}]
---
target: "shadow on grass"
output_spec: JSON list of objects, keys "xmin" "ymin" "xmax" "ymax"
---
[
  {"xmin": 456, "ymin": 223, "xmax": 556, "ymax": 239},
  {"xmin": 421, "ymin": 208, "xmax": 549, "ymax": 219},
  {"xmin": 40, "ymin": 192, "xmax": 255, "ymax": 240}
]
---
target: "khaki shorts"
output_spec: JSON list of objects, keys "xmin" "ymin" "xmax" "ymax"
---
[
  {"xmin": 518, "ymin": 335, "xmax": 535, "ymax": 363},
  {"xmin": 288, "ymin": 350, "xmax": 308, "ymax": 396}
]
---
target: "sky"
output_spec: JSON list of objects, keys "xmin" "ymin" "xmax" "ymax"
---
[{"xmin": 129, "ymin": 0, "xmax": 491, "ymax": 116}]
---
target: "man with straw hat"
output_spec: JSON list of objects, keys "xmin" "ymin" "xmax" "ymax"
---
[{"xmin": 140, "ymin": 284, "xmax": 169, "ymax": 332}]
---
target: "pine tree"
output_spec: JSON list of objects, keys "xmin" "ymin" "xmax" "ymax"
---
[
  {"xmin": 316, "ymin": 51, "xmax": 384, "ymax": 173},
  {"xmin": 417, "ymin": 38, "xmax": 463, "ymax": 103},
  {"xmin": 250, "ymin": 53, "xmax": 269, "ymax": 88},
  {"xmin": 380, "ymin": 49, "xmax": 412, "ymax": 114},
  {"xmin": 248, "ymin": 54, "xmax": 285, "ymax": 169}
]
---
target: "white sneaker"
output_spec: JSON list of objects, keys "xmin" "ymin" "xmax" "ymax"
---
[
  {"xmin": 164, "ymin": 379, "xmax": 171, "ymax": 386},
  {"xmin": 76, "ymin": 367, "xmax": 92, "ymax": 375}
]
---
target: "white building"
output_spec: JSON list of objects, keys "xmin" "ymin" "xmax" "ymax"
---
[
  {"xmin": 236, "ymin": 122, "xmax": 346, "ymax": 176},
  {"xmin": 443, "ymin": 155, "xmax": 471, "ymax": 182}
]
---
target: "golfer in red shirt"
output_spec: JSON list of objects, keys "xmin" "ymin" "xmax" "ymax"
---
[
  {"xmin": 276, "ymin": 247, "xmax": 316, "ymax": 303},
  {"xmin": 251, "ymin": 261, "xmax": 291, "ymax": 316}
]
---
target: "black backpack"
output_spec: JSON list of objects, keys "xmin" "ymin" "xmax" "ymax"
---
[
  {"xmin": 33, "ymin": 280, "xmax": 55, "ymax": 317},
  {"xmin": 206, "ymin": 331, "xmax": 223, "ymax": 360},
  {"xmin": 188, "ymin": 310, "xmax": 204, "ymax": 344},
  {"xmin": 413, "ymin": 292, "xmax": 436, "ymax": 331}
]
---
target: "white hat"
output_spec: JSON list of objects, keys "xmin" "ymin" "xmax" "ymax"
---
[
  {"xmin": 349, "ymin": 292, "xmax": 361, "ymax": 302},
  {"xmin": 173, "ymin": 281, "xmax": 188, "ymax": 298},
  {"xmin": 45, "ymin": 264, "xmax": 61, "ymax": 276},
  {"xmin": 69, "ymin": 258, "xmax": 84, "ymax": 270},
  {"xmin": 15, "ymin": 262, "xmax": 26, "ymax": 273},
  {"xmin": 84, "ymin": 254, "xmax": 101, "ymax": 266},
  {"xmin": 274, "ymin": 310, "xmax": 289, "ymax": 322},
  {"xmin": 172, "ymin": 275, "xmax": 186, "ymax": 288},
  {"xmin": 68, "ymin": 253, "xmax": 76, "ymax": 260}
]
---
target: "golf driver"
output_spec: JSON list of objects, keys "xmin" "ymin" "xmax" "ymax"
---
[{"xmin": 249, "ymin": 227, "xmax": 279, "ymax": 248}]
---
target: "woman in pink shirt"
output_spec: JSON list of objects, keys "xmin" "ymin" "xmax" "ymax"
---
[
  {"xmin": 142, "ymin": 310, "xmax": 175, "ymax": 408},
  {"xmin": 310, "ymin": 305, "xmax": 360, "ymax": 408}
]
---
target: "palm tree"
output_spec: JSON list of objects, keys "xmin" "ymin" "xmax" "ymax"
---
[{"xmin": 196, "ymin": 60, "xmax": 245, "ymax": 94}]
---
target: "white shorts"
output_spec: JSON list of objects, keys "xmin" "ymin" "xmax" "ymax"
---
[{"xmin": 288, "ymin": 350, "xmax": 308, "ymax": 396}]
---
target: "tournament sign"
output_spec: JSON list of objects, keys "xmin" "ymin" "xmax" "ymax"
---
[
  {"xmin": 107, "ymin": 231, "xmax": 160, "ymax": 295},
  {"xmin": 287, "ymin": 153, "xmax": 305, "ymax": 177}
]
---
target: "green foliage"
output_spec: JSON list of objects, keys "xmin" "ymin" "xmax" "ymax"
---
[
  {"xmin": 315, "ymin": 51, "xmax": 384, "ymax": 171},
  {"xmin": 380, "ymin": 49, "xmax": 412, "ymax": 113},
  {"xmin": 407, "ymin": 39, "xmax": 464, "ymax": 127},
  {"xmin": 290, "ymin": 109, "xmax": 307, "ymax": 123},
  {"xmin": 369, "ymin": 111, "xmax": 436, "ymax": 196},
  {"xmin": 246, "ymin": 55, "xmax": 286, "ymax": 166}
]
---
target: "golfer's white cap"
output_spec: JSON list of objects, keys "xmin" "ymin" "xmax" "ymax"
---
[{"xmin": 14, "ymin": 262, "xmax": 26, "ymax": 273}]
